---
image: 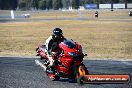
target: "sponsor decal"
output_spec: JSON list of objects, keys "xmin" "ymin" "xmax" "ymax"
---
[{"xmin": 84, "ymin": 74, "xmax": 130, "ymax": 83}]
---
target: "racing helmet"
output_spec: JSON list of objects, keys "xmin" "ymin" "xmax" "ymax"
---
[{"xmin": 52, "ymin": 28, "xmax": 63, "ymax": 41}]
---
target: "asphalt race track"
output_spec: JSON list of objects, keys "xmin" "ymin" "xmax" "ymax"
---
[{"xmin": 0, "ymin": 57, "xmax": 132, "ymax": 88}]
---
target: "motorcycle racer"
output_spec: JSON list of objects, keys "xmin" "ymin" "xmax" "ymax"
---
[
  {"xmin": 44, "ymin": 28, "xmax": 64, "ymax": 73},
  {"xmin": 36, "ymin": 32, "xmax": 89, "ymax": 82}
]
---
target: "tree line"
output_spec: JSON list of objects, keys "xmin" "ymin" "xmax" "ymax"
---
[{"xmin": 0, "ymin": 0, "xmax": 132, "ymax": 10}]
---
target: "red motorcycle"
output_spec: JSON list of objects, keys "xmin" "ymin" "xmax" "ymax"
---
[{"xmin": 35, "ymin": 39, "xmax": 88, "ymax": 83}]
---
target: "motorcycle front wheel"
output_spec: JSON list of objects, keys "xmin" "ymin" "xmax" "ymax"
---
[{"xmin": 76, "ymin": 64, "xmax": 89, "ymax": 84}]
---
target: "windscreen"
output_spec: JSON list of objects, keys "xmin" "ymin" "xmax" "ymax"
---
[{"xmin": 63, "ymin": 39, "xmax": 76, "ymax": 49}]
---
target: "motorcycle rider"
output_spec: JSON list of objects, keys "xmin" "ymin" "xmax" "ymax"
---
[
  {"xmin": 95, "ymin": 11, "xmax": 98, "ymax": 18},
  {"xmin": 45, "ymin": 28, "xmax": 64, "ymax": 73}
]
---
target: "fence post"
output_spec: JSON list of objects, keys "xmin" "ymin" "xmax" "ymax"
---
[
  {"xmin": 111, "ymin": 0, "xmax": 113, "ymax": 11},
  {"xmin": 125, "ymin": 0, "xmax": 127, "ymax": 9}
]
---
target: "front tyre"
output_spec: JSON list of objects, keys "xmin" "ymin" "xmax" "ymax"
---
[
  {"xmin": 77, "ymin": 76, "xmax": 86, "ymax": 85},
  {"xmin": 78, "ymin": 64, "xmax": 89, "ymax": 76},
  {"xmin": 76, "ymin": 64, "xmax": 88, "ymax": 84}
]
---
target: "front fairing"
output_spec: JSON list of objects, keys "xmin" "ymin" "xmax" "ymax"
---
[
  {"xmin": 56, "ymin": 39, "xmax": 84, "ymax": 74},
  {"xmin": 59, "ymin": 39, "xmax": 83, "ymax": 58}
]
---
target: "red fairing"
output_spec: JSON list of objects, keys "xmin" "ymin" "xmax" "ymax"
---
[
  {"xmin": 36, "ymin": 39, "xmax": 85, "ymax": 77},
  {"xmin": 55, "ymin": 39, "xmax": 83, "ymax": 74},
  {"xmin": 55, "ymin": 66, "xmax": 69, "ymax": 74}
]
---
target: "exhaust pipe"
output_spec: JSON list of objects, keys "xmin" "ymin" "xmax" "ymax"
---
[{"xmin": 35, "ymin": 59, "xmax": 47, "ymax": 71}]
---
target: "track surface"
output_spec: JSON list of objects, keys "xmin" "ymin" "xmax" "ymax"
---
[
  {"xmin": 0, "ymin": 16, "xmax": 132, "ymax": 23},
  {"xmin": 0, "ymin": 57, "xmax": 132, "ymax": 88}
]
